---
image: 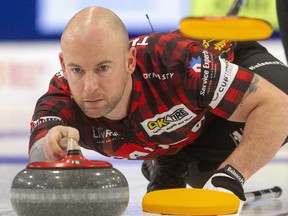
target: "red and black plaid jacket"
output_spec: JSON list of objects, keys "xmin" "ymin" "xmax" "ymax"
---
[{"xmin": 29, "ymin": 31, "xmax": 254, "ymax": 160}]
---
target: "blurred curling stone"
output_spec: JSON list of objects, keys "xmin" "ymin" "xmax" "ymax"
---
[{"xmin": 10, "ymin": 138, "xmax": 129, "ymax": 216}]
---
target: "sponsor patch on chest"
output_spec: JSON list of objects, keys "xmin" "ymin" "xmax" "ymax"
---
[{"xmin": 140, "ymin": 104, "xmax": 196, "ymax": 137}]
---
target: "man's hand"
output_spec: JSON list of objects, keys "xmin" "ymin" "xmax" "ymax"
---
[
  {"xmin": 203, "ymin": 164, "xmax": 246, "ymax": 215},
  {"xmin": 43, "ymin": 126, "xmax": 80, "ymax": 161}
]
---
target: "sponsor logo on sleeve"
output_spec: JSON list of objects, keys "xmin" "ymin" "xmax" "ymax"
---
[
  {"xmin": 188, "ymin": 56, "xmax": 201, "ymax": 80},
  {"xmin": 200, "ymin": 50, "xmax": 214, "ymax": 96},
  {"xmin": 30, "ymin": 116, "xmax": 63, "ymax": 131},
  {"xmin": 188, "ymin": 51, "xmax": 217, "ymax": 97},
  {"xmin": 140, "ymin": 104, "xmax": 196, "ymax": 137},
  {"xmin": 209, "ymin": 58, "xmax": 238, "ymax": 109}
]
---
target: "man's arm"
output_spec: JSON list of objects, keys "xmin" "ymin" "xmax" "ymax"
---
[{"xmin": 220, "ymin": 74, "xmax": 288, "ymax": 180}]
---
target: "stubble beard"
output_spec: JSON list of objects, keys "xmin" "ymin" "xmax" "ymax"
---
[{"xmin": 82, "ymin": 75, "xmax": 129, "ymax": 119}]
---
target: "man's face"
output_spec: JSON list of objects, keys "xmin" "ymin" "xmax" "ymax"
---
[{"xmin": 60, "ymin": 33, "xmax": 134, "ymax": 119}]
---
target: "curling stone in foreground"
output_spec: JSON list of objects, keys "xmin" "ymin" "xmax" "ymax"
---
[{"xmin": 10, "ymin": 138, "xmax": 129, "ymax": 216}]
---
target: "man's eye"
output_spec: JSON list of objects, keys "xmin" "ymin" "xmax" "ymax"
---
[
  {"xmin": 98, "ymin": 65, "xmax": 110, "ymax": 72},
  {"xmin": 71, "ymin": 68, "xmax": 82, "ymax": 74}
]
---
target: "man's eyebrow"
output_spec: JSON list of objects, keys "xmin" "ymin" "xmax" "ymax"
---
[
  {"xmin": 96, "ymin": 60, "xmax": 113, "ymax": 66},
  {"xmin": 66, "ymin": 60, "xmax": 113, "ymax": 68},
  {"xmin": 67, "ymin": 63, "xmax": 81, "ymax": 67}
]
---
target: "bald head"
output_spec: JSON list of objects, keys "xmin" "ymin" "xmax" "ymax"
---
[
  {"xmin": 61, "ymin": 7, "xmax": 129, "ymax": 50},
  {"xmin": 58, "ymin": 6, "xmax": 136, "ymax": 120}
]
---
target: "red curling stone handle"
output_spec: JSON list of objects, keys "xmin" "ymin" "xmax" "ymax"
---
[{"xmin": 27, "ymin": 138, "xmax": 112, "ymax": 169}]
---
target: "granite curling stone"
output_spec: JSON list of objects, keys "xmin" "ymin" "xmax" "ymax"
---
[{"xmin": 10, "ymin": 138, "xmax": 129, "ymax": 216}]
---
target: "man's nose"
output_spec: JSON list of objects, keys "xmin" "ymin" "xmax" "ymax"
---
[{"xmin": 83, "ymin": 73, "xmax": 99, "ymax": 93}]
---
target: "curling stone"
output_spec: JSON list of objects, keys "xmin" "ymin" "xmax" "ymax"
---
[{"xmin": 10, "ymin": 138, "xmax": 129, "ymax": 216}]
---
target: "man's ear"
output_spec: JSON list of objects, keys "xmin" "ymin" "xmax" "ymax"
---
[
  {"xmin": 59, "ymin": 52, "xmax": 67, "ymax": 79},
  {"xmin": 127, "ymin": 47, "xmax": 136, "ymax": 75}
]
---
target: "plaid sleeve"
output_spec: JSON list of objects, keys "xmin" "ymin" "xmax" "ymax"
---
[
  {"xmin": 29, "ymin": 72, "xmax": 75, "ymax": 150},
  {"xmin": 186, "ymin": 47, "xmax": 254, "ymax": 119},
  {"xmin": 208, "ymin": 60, "xmax": 254, "ymax": 118}
]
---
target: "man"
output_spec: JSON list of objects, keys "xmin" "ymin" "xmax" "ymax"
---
[{"xmin": 29, "ymin": 6, "xmax": 288, "ymax": 215}]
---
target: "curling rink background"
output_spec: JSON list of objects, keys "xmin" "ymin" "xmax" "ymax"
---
[{"xmin": 0, "ymin": 39, "xmax": 288, "ymax": 215}]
